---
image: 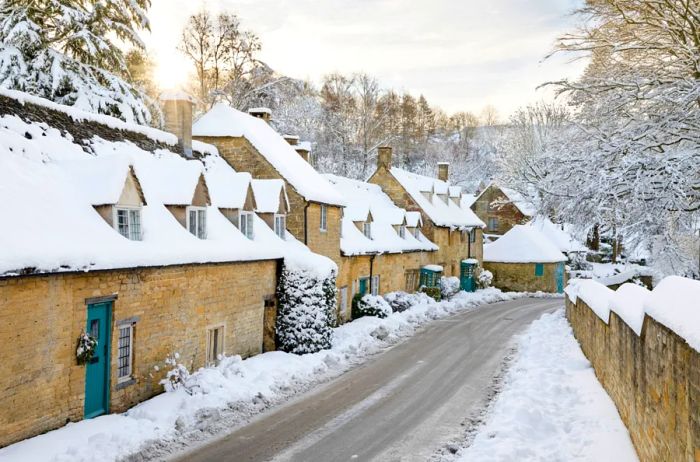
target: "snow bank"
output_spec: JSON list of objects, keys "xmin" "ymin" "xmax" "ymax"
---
[
  {"xmin": 457, "ymin": 310, "xmax": 638, "ymax": 462},
  {"xmin": 565, "ymin": 279, "xmax": 615, "ymax": 323},
  {"xmin": 609, "ymin": 283, "xmax": 650, "ymax": 336},
  {"xmin": 644, "ymin": 276, "xmax": 700, "ymax": 352},
  {"xmin": 0, "ymin": 290, "xmax": 561, "ymax": 462}
]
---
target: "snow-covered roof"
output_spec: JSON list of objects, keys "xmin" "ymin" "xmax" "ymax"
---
[
  {"xmin": 460, "ymin": 194, "xmax": 477, "ymax": 209},
  {"xmin": 203, "ymin": 156, "xmax": 253, "ymax": 210},
  {"xmin": 388, "ymin": 167, "xmax": 485, "ymax": 229},
  {"xmin": 248, "ymin": 107, "xmax": 271, "ymax": 114},
  {"xmin": 60, "ymin": 156, "xmax": 137, "ymax": 206},
  {"xmin": 484, "ymin": 225, "xmax": 567, "ymax": 263},
  {"xmin": 527, "ymin": 217, "xmax": 588, "ymax": 254},
  {"xmin": 0, "ymin": 92, "xmax": 307, "ymax": 277},
  {"xmin": 192, "ymin": 104, "xmax": 344, "ymax": 206},
  {"xmin": 252, "ymin": 179, "xmax": 289, "ymax": 214},
  {"xmin": 324, "ymin": 174, "xmax": 437, "ymax": 256},
  {"xmin": 405, "ymin": 211, "xmax": 422, "ymax": 228}
]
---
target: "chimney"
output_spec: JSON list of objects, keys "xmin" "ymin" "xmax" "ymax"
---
[
  {"xmin": 378, "ymin": 146, "xmax": 392, "ymax": 170},
  {"xmin": 283, "ymin": 134, "xmax": 300, "ymax": 146},
  {"xmin": 161, "ymin": 91, "xmax": 194, "ymax": 158},
  {"xmin": 438, "ymin": 162, "xmax": 449, "ymax": 182},
  {"xmin": 248, "ymin": 107, "xmax": 272, "ymax": 123},
  {"xmin": 296, "ymin": 141, "xmax": 311, "ymax": 163}
]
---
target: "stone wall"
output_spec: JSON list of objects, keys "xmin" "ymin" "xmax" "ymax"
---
[
  {"xmin": 484, "ymin": 261, "xmax": 562, "ymax": 293},
  {"xmin": 566, "ymin": 297, "xmax": 700, "ymax": 462},
  {"xmin": 0, "ymin": 259, "xmax": 278, "ymax": 447}
]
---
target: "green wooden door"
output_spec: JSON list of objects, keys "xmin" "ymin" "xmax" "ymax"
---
[
  {"xmin": 359, "ymin": 278, "xmax": 369, "ymax": 295},
  {"xmin": 84, "ymin": 301, "xmax": 112, "ymax": 419},
  {"xmin": 556, "ymin": 263, "xmax": 565, "ymax": 294}
]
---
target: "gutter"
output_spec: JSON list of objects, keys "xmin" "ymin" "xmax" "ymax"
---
[{"xmin": 303, "ymin": 201, "xmax": 311, "ymax": 244}]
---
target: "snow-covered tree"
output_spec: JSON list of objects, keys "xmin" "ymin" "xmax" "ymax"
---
[{"xmin": 0, "ymin": 0, "xmax": 153, "ymax": 124}]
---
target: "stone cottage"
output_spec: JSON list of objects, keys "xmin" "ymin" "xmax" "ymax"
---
[
  {"xmin": 470, "ymin": 183, "xmax": 534, "ymax": 237},
  {"xmin": 324, "ymin": 174, "xmax": 438, "ymax": 321},
  {"xmin": 483, "ymin": 225, "xmax": 567, "ymax": 293},
  {"xmin": 0, "ymin": 90, "xmax": 331, "ymax": 448},
  {"xmin": 367, "ymin": 147, "xmax": 486, "ymax": 277}
]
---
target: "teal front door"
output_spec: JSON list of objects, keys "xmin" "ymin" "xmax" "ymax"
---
[
  {"xmin": 556, "ymin": 263, "xmax": 565, "ymax": 294},
  {"xmin": 359, "ymin": 278, "xmax": 369, "ymax": 295},
  {"xmin": 84, "ymin": 301, "xmax": 112, "ymax": 419}
]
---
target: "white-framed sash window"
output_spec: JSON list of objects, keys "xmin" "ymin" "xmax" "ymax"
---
[
  {"xmin": 274, "ymin": 214, "xmax": 286, "ymax": 239},
  {"xmin": 114, "ymin": 206, "xmax": 142, "ymax": 241},
  {"xmin": 239, "ymin": 211, "xmax": 255, "ymax": 239},
  {"xmin": 187, "ymin": 206, "xmax": 207, "ymax": 239},
  {"xmin": 363, "ymin": 222, "xmax": 372, "ymax": 239}
]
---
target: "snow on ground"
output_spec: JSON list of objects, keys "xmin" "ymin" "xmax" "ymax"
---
[
  {"xmin": 0, "ymin": 289, "xmax": 560, "ymax": 462},
  {"xmin": 454, "ymin": 310, "xmax": 638, "ymax": 462}
]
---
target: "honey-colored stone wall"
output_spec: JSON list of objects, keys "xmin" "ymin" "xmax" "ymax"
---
[
  {"xmin": 484, "ymin": 261, "xmax": 563, "ymax": 293},
  {"xmin": 0, "ymin": 259, "xmax": 278, "ymax": 447},
  {"xmin": 471, "ymin": 186, "xmax": 528, "ymax": 235},
  {"xmin": 566, "ymin": 297, "xmax": 699, "ymax": 462}
]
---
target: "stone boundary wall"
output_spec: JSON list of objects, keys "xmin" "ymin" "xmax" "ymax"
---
[{"xmin": 565, "ymin": 296, "xmax": 699, "ymax": 462}]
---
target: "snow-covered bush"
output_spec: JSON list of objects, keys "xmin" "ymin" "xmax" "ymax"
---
[
  {"xmin": 352, "ymin": 294, "xmax": 392, "ymax": 319},
  {"xmin": 478, "ymin": 270, "xmax": 493, "ymax": 289},
  {"xmin": 440, "ymin": 276, "xmax": 461, "ymax": 298},
  {"xmin": 275, "ymin": 264, "xmax": 336, "ymax": 354},
  {"xmin": 384, "ymin": 291, "xmax": 436, "ymax": 313},
  {"xmin": 420, "ymin": 286, "xmax": 442, "ymax": 302},
  {"xmin": 159, "ymin": 353, "xmax": 199, "ymax": 395},
  {"xmin": 76, "ymin": 331, "xmax": 97, "ymax": 365}
]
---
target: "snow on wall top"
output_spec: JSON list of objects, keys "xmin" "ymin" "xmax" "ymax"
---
[
  {"xmin": 0, "ymin": 88, "xmax": 178, "ymax": 146},
  {"xmin": 644, "ymin": 276, "xmax": 700, "ymax": 352},
  {"xmin": 527, "ymin": 217, "xmax": 588, "ymax": 254},
  {"xmin": 192, "ymin": 104, "xmax": 344, "ymax": 206},
  {"xmin": 566, "ymin": 276, "xmax": 700, "ymax": 352},
  {"xmin": 0, "ymin": 113, "xmax": 286, "ymax": 277},
  {"xmin": 389, "ymin": 167, "xmax": 485, "ymax": 229},
  {"xmin": 252, "ymin": 179, "xmax": 288, "ymax": 214},
  {"xmin": 324, "ymin": 174, "xmax": 437, "ymax": 256},
  {"xmin": 484, "ymin": 225, "xmax": 567, "ymax": 263}
]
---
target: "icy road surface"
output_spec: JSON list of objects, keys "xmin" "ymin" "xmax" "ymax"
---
[{"xmin": 173, "ymin": 298, "xmax": 559, "ymax": 462}]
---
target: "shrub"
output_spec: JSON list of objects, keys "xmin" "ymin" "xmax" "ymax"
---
[
  {"xmin": 276, "ymin": 264, "xmax": 337, "ymax": 354},
  {"xmin": 440, "ymin": 276, "xmax": 461, "ymax": 298},
  {"xmin": 352, "ymin": 294, "xmax": 392, "ymax": 319},
  {"xmin": 477, "ymin": 270, "xmax": 493, "ymax": 289},
  {"xmin": 420, "ymin": 286, "xmax": 442, "ymax": 301},
  {"xmin": 384, "ymin": 291, "xmax": 436, "ymax": 312}
]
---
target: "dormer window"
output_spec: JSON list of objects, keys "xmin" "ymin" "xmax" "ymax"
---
[
  {"xmin": 240, "ymin": 211, "xmax": 255, "ymax": 239},
  {"xmin": 187, "ymin": 206, "xmax": 207, "ymax": 239},
  {"xmin": 363, "ymin": 222, "xmax": 372, "ymax": 239},
  {"xmin": 414, "ymin": 228, "xmax": 421, "ymax": 239},
  {"xmin": 274, "ymin": 214, "xmax": 286, "ymax": 239},
  {"xmin": 115, "ymin": 207, "xmax": 142, "ymax": 241},
  {"xmin": 399, "ymin": 225, "xmax": 406, "ymax": 239}
]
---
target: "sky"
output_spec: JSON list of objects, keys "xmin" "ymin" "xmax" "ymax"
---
[{"xmin": 145, "ymin": 0, "xmax": 587, "ymax": 118}]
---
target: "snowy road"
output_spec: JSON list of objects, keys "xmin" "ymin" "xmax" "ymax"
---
[{"xmin": 173, "ymin": 298, "xmax": 560, "ymax": 462}]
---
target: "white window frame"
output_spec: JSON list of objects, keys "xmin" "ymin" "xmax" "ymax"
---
[
  {"xmin": 363, "ymin": 222, "xmax": 372, "ymax": 239},
  {"xmin": 399, "ymin": 225, "xmax": 406, "ymax": 239},
  {"xmin": 414, "ymin": 227, "xmax": 421, "ymax": 239},
  {"xmin": 113, "ymin": 206, "xmax": 142, "ymax": 241},
  {"xmin": 371, "ymin": 275, "xmax": 380, "ymax": 296},
  {"xmin": 274, "ymin": 214, "xmax": 286, "ymax": 239},
  {"xmin": 206, "ymin": 324, "xmax": 225, "ymax": 366},
  {"xmin": 488, "ymin": 217, "xmax": 498, "ymax": 231},
  {"xmin": 116, "ymin": 322, "xmax": 135, "ymax": 383},
  {"xmin": 186, "ymin": 206, "xmax": 207, "ymax": 239},
  {"xmin": 239, "ymin": 211, "xmax": 255, "ymax": 240},
  {"xmin": 320, "ymin": 204, "xmax": 328, "ymax": 232}
]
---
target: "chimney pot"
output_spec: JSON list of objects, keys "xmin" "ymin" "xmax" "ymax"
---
[
  {"xmin": 248, "ymin": 107, "xmax": 272, "ymax": 123},
  {"xmin": 378, "ymin": 146, "xmax": 393, "ymax": 170},
  {"xmin": 438, "ymin": 162, "xmax": 450, "ymax": 182},
  {"xmin": 161, "ymin": 91, "xmax": 194, "ymax": 158}
]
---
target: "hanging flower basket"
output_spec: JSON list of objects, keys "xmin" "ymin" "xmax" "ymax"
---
[{"xmin": 76, "ymin": 331, "xmax": 98, "ymax": 365}]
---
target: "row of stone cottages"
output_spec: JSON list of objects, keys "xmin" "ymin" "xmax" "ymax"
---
[{"xmin": 0, "ymin": 89, "xmax": 485, "ymax": 447}]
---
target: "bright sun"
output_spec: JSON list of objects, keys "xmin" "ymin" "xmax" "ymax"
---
[{"xmin": 154, "ymin": 53, "xmax": 190, "ymax": 91}]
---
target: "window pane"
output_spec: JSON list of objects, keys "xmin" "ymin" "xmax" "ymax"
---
[
  {"xmin": 246, "ymin": 213, "xmax": 254, "ymax": 239},
  {"xmin": 117, "ymin": 209, "xmax": 129, "ymax": 238},
  {"xmin": 198, "ymin": 210, "xmax": 206, "ymax": 239},
  {"xmin": 118, "ymin": 325, "xmax": 132, "ymax": 378},
  {"xmin": 129, "ymin": 210, "xmax": 141, "ymax": 241},
  {"xmin": 189, "ymin": 210, "xmax": 197, "ymax": 235}
]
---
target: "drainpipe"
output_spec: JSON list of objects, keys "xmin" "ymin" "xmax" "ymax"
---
[
  {"xmin": 369, "ymin": 253, "xmax": 377, "ymax": 294},
  {"xmin": 467, "ymin": 228, "xmax": 472, "ymax": 258},
  {"xmin": 303, "ymin": 202, "xmax": 311, "ymax": 245}
]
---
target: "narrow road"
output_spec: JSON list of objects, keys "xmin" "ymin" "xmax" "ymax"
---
[{"xmin": 172, "ymin": 298, "xmax": 561, "ymax": 462}]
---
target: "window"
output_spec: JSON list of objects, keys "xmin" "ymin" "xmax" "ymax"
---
[
  {"xmin": 117, "ymin": 324, "xmax": 134, "ymax": 381},
  {"xmin": 488, "ymin": 217, "xmax": 498, "ymax": 231},
  {"xmin": 414, "ymin": 228, "xmax": 421, "ymax": 239},
  {"xmin": 470, "ymin": 229, "xmax": 477, "ymax": 243},
  {"xmin": 274, "ymin": 214, "xmax": 286, "ymax": 239},
  {"xmin": 206, "ymin": 325, "xmax": 224, "ymax": 365},
  {"xmin": 371, "ymin": 275, "xmax": 380, "ymax": 296},
  {"xmin": 187, "ymin": 207, "xmax": 207, "ymax": 239},
  {"xmin": 320, "ymin": 204, "xmax": 328, "ymax": 232},
  {"xmin": 239, "ymin": 211, "xmax": 254, "ymax": 239},
  {"xmin": 535, "ymin": 263, "xmax": 544, "ymax": 277},
  {"xmin": 363, "ymin": 222, "xmax": 372, "ymax": 239},
  {"xmin": 340, "ymin": 286, "xmax": 349, "ymax": 319},
  {"xmin": 405, "ymin": 269, "xmax": 419, "ymax": 292},
  {"xmin": 115, "ymin": 207, "xmax": 142, "ymax": 241},
  {"xmin": 399, "ymin": 225, "xmax": 406, "ymax": 239}
]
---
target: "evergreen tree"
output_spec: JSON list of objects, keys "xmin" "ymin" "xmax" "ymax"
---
[{"xmin": 0, "ymin": 0, "xmax": 153, "ymax": 124}]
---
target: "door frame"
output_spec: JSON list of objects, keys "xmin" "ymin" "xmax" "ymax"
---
[{"xmin": 84, "ymin": 297, "xmax": 114, "ymax": 419}]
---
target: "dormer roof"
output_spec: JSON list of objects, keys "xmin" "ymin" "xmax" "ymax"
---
[
  {"xmin": 251, "ymin": 179, "xmax": 290, "ymax": 214},
  {"xmin": 61, "ymin": 156, "xmax": 146, "ymax": 206}
]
